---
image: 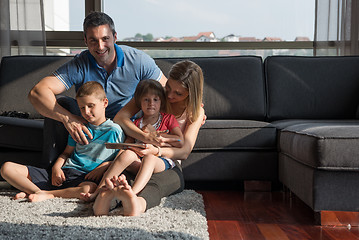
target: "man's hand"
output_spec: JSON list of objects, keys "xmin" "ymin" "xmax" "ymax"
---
[
  {"xmin": 63, "ymin": 114, "xmax": 92, "ymax": 145},
  {"xmin": 52, "ymin": 167, "xmax": 65, "ymax": 186}
]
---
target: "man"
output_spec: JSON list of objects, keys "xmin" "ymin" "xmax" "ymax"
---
[
  {"xmin": 27, "ymin": 12, "xmax": 184, "ymax": 212},
  {"xmin": 29, "ymin": 12, "xmax": 166, "ymax": 145}
]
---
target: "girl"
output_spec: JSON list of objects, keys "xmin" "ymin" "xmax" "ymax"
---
[{"xmin": 93, "ymin": 60, "xmax": 204, "ymax": 216}]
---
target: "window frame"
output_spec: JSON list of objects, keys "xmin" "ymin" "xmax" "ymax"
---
[{"xmin": 42, "ymin": 0, "xmax": 332, "ymax": 54}]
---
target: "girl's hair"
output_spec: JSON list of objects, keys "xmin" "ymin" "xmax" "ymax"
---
[
  {"xmin": 76, "ymin": 81, "xmax": 107, "ymax": 100},
  {"xmin": 83, "ymin": 11, "xmax": 116, "ymax": 38},
  {"xmin": 134, "ymin": 79, "xmax": 166, "ymax": 111},
  {"xmin": 168, "ymin": 60, "xmax": 204, "ymax": 123}
]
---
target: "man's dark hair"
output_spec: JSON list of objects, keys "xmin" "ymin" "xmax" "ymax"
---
[{"xmin": 83, "ymin": 11, "xmax": 116, "ymax": 38}]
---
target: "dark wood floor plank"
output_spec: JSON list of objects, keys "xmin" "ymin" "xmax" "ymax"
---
[
  {"xmin": 198, "ymin": 190, "xmax": 358, "ymax": 240},
  {"xmin": 323, "ymin": 227, "xmax": 359, "ymax": 240},
  {"xmin": 236, "ymin": 222, "xmax": 266, "ymax": 240},
  {"xmin": 257, "ymin": 224, "xmax": 290, "ymax": 240},
  {"xmin": 212, "ymin": 220, "xmax": 243, "ymax": 240}
]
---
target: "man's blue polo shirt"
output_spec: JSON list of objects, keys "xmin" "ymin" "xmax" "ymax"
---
[{"xmin": 53, "ymin": 44, "xmax": 162, "ymax": 118}]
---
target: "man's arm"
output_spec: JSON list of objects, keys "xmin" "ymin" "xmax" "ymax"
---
[
  {"xmin": 159, "ymin": 71, "xmax": 167, "ymax": 87},
  {"xmin": 28, "ymin": 76, "xmax": 92, "ymax": 144}
]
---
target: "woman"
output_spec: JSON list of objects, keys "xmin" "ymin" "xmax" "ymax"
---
[{"xmin": 93, "ymin": 60, "xmax": 205, "ymax": 216}]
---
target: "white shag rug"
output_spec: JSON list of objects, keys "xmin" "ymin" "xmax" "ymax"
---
[{"xmin": 0, "ymin": 189, "xmax": 208, "ymax": 240}]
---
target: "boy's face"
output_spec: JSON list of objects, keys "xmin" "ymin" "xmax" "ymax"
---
[
  {"xmin": 141, "ymin": 93, "xmax": 161, "ymax": 117},
  {"xmin": 77, "ymin": 95, "xmax": 108, "ymax": 125}
]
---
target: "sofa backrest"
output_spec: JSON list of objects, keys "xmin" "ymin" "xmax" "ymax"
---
[
  {"xmin": 0, "ymin": 55, "xmax": 75, "ymax": 119},
  {"xmin": 0, "ymin": 55, "xmax": 267, "ymax": 121},
  {"xmin": 265, "ymin": 56, "xmax": 359, "ymax": 121},
  {"xmin": 155, "ymin": 56, "xmax": 266, "ymax": 120}
]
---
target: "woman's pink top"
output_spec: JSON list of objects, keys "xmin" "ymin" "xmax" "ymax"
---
[{"xmin": 176, "ymin": 110, "xmax": 188, "ymax": 133}]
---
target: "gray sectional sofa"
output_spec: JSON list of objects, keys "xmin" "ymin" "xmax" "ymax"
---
[{"xmin": 1, "ymin": 54, "xmax": 359, "ymax": 220}]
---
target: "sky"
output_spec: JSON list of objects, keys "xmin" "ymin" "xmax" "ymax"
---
[{"xmin": 71, "ymin": 0, "xmax": 315, "ymax": 41}]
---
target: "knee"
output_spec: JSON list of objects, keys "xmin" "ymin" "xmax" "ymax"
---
[
  {"xmin": 1, "ymin": 162, "xmax": 15, "ymax": 179},
  {"xmin": 142, "ymin": 155, "xmax": 157, "ymax": 164},
  {"xmin": 79, "ymin": 182, "xmax": 97, "ymax": 194}
]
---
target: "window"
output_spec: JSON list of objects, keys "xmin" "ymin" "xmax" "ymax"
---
[
  {"xmin": 44, "ymin": 0, "xmax": 85, "ymax": 31},
  {"xmin": 44, "ymin": 0, "xmax": 316, "ymax": 57},
  {"xmin": 103, "ymin": 0, "xmax": 314, "ymax": 42}
]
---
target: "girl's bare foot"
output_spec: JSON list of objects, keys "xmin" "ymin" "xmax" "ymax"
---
[
  {"xmin": 93, "ymin": 189, "xmax": 116, "ymax": 216},
  {"xmin": 13, "ymin": 192, "xmax": 27, "ymax": 200},
  {"xmin": 28, "ymin": 191, "xmax": 54, "ymax": 202},
  {"xmin": 112, "ymin": 175, "xmax": 145, "ymax": 216},
  {"xmin": 105, "ymin": 177, "xmax": 115, "ymax": 190}
]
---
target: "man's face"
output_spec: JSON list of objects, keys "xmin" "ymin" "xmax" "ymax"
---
[{"xmin": 84, "ymin": 24, "xmax": 117, "ymax": 68}]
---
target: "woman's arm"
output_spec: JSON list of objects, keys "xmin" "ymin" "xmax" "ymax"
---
[
  {"xmin": 161, "ymin": 127, "xmax": 184, "ymax": 148},
  {"xmin": 113, "ymin": 98, "xmax": 159, "ymax": 145},
  {"xmin": 160, "ymin": 107, "xmax": 204, "ymax": 160}
]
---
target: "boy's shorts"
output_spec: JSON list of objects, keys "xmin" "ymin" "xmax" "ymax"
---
[{"xmin": 27, "ymin": 166, "xmax": 97, "ymax": 191}]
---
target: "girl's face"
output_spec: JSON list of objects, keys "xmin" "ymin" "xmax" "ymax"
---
[
  {"xmin": 165, "ymin": 78, "xmax": 189, "ymax": 104},
  {"xmin": 140, "ymin": 93, "xmax": 161, "ymax": 116}
]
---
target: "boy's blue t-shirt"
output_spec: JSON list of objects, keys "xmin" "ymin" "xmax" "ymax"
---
[
  {"xmin": 53, "ymin": 44, "xmax": 162, "ymax": 119},
  {"xmin": 62, "ymin": 119, "xmax": 125, "ymax": 173}
]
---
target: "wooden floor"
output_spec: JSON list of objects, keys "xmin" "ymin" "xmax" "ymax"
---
[{"xmin": 198, "ymin": 190, "xmax": 359, "ymax": 240}]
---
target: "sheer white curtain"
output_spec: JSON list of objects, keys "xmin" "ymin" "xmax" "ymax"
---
[
  {"xmin": 315, "ymin": 0, "xmax": 359, "ymax": 56},
  {"xmin": 0, "ymin": 0, "xmax": 46, "ymax": 61}
]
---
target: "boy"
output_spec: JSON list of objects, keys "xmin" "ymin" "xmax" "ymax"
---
[{"xmin": 1, "ymin": 81, "xmax": 124, "ymax": 202}]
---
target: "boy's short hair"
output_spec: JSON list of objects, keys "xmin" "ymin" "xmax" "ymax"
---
[
  {"xmin": 134, "ymin": 79, "xmax": 166, "ymax": 111},
  {"xmin": 76, "ymin": 81, "xmax": 106, "ymax": 100}
]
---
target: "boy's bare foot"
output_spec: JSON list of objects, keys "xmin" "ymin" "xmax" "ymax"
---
[
  {"xmin": 13, "ymin": 192, "xmax": 27, "ymax": 200},
  {"xmin": 80, "ymin": 192, "xmax": 93, "ymax": 202},
  {"xmin": 28, "ymin": 191, "xmax": 54, "ymax": 202}
]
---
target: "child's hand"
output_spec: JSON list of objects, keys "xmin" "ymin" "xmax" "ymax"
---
[
  {"xmin": 51, "ymin": 167, "xmax": 65, "ymax": 186},
  {"xmin": 142, "ymin": 124, "xmax": 156, "ymax": 133},
  {"xmin": 85, "ymin": 162, "xmax": 110, "ymax": 182},
  {"xmin": 128, "ymin": 144, "xmax": 156, "ymax": 157}
]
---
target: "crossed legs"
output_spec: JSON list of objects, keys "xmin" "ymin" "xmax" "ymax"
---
[{"xmin": 0, "ymin": 161, "xmax": 97, "ymax": 202}]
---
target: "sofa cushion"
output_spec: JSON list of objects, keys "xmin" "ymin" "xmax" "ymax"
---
[
  {"xmin": 0, "ymin": 55, "xmax": 75, "ymax": 119},
  {"xmin": 156, "ymin": 56, "xmax": 266, "ymax": 121},
  {"xmin": 194, "ymin": 119, "xmax": 277, "ymax": 150},
  {"xmin": 265, "ymin": 56, "xmax": 359, "ymax": 121},
  {"xmin": 272, "ymin": 119, "xmax": 359, "ymax": 131},
  {"xmin": 279, "ymin": 122, "xmax": 359, "ymax": 170},
  {"xmin": 0, "ymin": 116, "xmax": 43, "ymax": 151}
]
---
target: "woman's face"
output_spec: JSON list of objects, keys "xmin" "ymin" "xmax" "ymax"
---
[{"xmin": 165, "ymin": 78, "xmax": 189, "ymax": 104}]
